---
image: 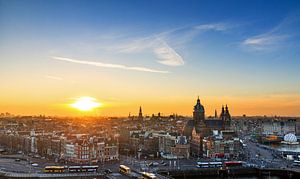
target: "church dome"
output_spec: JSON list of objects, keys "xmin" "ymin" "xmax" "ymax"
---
[
  {"xmin": 284, "ymin": 133, "xmax": 297, "ymax": 143},
  {"xmin": 194, "ymin": 97, "xmax": 205, "ymax": 112}
]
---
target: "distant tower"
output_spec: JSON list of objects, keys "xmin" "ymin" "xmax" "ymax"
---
[
  {"xmin": 220, "ymin": 105, "xmax": 225, "ymax": 120},
  {"xmin": 215, "ymin": 110, "xmax": 218, "ymax": 118},
  {"xmin": 138, "ymin": 106, "xmax": 143, "ymax": 120},
  {"xmin": 193, "ymin": 97, "xmax": 206, "ymax": 133},
  {"xmin": 192, "ymin": 97, "xmax": 206, "ymax": 158},
  {"xmin": 221, "ymin": 105, "xmax": 231, "ymax": 129},
  {"xmin": 224, "ymin": 105, "xmax": 231, "ymax": 129}
]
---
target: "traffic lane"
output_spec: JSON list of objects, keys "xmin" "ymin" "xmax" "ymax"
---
[
  {"xmin": 107, "ymin": 172, "xmax": 131, "ymax": 179},
  {"xmin": 244, "ymin": 141, "xmax": 292, "ymax": 168},
  {"xmin": 0, "ymin": 158, "xmax": 41, "ymax": 173}
]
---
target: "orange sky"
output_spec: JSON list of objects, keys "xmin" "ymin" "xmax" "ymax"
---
[{"xmin": 1, "ymin": 94, "xmax": 300, "ymax": 117}]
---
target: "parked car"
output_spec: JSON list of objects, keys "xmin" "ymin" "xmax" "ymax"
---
[{"xmin": 31, "ymin": 163, "xmax": 39, "ymax": 167}]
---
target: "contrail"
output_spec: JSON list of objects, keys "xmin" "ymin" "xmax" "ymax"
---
[{"xmin": 51, "ymin": 56, "xmax": 170, "ymax": 74}]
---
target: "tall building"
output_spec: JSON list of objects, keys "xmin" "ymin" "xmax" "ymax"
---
[
  {"xmin": 194, "ymin": 97, "xmax": 206, "ymax": 134},
  {"xmin": 183, "ymin": 97, "xmax": 233, "ymax": 158},
  {"xmin": 220, "ymin": 105, "xmax": 231, "ymax": 130},
  {"xmin": 183, "ymin": 97, "xmax": 207, "ymax": 138},
  {"xmin": 138, "ymin": 106, "xmax": 143, "ymax": 120}
]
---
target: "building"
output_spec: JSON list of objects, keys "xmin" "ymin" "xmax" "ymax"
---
[
  {"xmin": 158, "ymin": 133, "xmax": 176, "ymax": 154},
  {"xmin": 205, "ymin": 137, "xmax": 240, "ymax": 159},
  {"xmin": 171, "ymin": 135, "xmax": 190, "ymax": 159},
  {"xmin": 63, "ymin": 136, "xmax": 119, "ymax": 164},
  {"xmin": 184, "ymin": 98, "xmax": 232, "ymax": 139},
  {"xmin": 138, "ymin": 106, "xmax": 143, "ymax": 121},
  {"xmin": 183, "ymin": 97, "xmax": 234, "ymax": 158},
  {"xmin": 261, "ymin": 118, "xmax": 296, "ymax": 135},
  {"xmin": 104, "ymin": 145, "xmax": 119, "ymax": 161}
]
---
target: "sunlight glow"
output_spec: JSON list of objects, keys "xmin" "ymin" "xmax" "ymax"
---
[{"xmin": 71, "ymin": 97, "xmax": 101, "ymax": 111}]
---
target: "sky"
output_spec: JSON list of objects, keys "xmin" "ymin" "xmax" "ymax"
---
[{"xmin": 1, "ymin": 0, "xmax": 300, "ymax": 117}]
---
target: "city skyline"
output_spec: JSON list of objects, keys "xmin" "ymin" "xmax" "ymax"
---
[{"xmin": 1, "ymin": 0, "xmax": 300, "ymax": 116}]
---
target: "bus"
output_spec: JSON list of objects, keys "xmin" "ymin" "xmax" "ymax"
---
[
  {"xmin": 44, "ymin": 166, "xmax": 65, "ymax": 173},
  {"xmin": 197, "ymin": 161, "xmax": 222, "ymax": 168},
  {"xmin": 224, "ymin": 161, "xmax": 243, "ymax": 168},
  {"xmin": 196, "ymin": 162, "xmax": 210, "ymax": 168},
  {"xmin": 293, "ymin": 160, "xmax": 300, "ymax": 166},
  {"xmin": 68, "ymin": 166, "xmax": 81, "ymax": 172},
  {"xmin": 119, "ymin": 165, "xmax": 131, "ymax": 175},
  {"xmin": 69, "ymin": 165, "xmax": 98, "ymax": 172},
  {"xmin": 81, "ymin": 165, "xmax": 98, "ymax": 172},
  {"xmin": 141, "ymin": 172, "xmax": 157, "ymax": 179},
  {"xmin": 209, "ymin": 162, "xmax": 223, "ymax": 168}
]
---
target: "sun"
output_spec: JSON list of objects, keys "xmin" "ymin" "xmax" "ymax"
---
[{"xmin": 70, "ymin": 96, "xmax": 102, "ymax": 111}]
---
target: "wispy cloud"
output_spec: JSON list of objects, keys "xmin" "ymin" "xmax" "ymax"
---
[
  {"xmin": 154, "ymin": 40, "xmax": 184, "ymax": 66},
  {"xmin": 194, "ymin": 23, "xmax": 230, "ymax": 31},
  {"xmin": 242, "ymin": 14, "xmax": 300, "ymax": 51},
  {"xmin": 51, "ymin": 56, "xmax": 170, "ymax": 74},
  {"xmin": 45, "ymin": 75, "xmax": 63, "ymax": 81},
  {"xmin": 242, "ymin": 33, "xmax": 288, "ymax": 51},
  {"xmin": 108, "ymin": 22, "xmax": 231, "ymax": 66}
]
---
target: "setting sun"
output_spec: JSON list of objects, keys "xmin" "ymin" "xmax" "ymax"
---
[{"xmin": 70, "ymin": 97, "xmax": 102, "ymax": 111}]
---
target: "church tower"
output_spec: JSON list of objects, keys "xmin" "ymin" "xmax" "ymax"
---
[
  {"xmin": 193, "ymin": 97, "xmax": 206, "ymax": 131},
  {"xmin": 224, "ymin": 105, "xmax": 231, "ymax": 129},
  {"xmin": 191, "ymin": 97, "xmax": 206, "ymax": 158},
  {"xmin": 221, "ymin": 105, "xmax": 231, "ymax": 129},
  {"xmin": 193, "ymin": 97, "xmax": 205, "ymax": 122},
  {"xmin": 138, "ymin": 106, "xmax": 143, "ymax": 120}
]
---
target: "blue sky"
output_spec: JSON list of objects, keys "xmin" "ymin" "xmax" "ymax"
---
[{"xmin": 1, "ymin": 0, "xmax": 300, "ymax": 116}]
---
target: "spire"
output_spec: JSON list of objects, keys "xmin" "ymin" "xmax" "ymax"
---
[
  {"xmin": 138, "ymin": 106, "xmax": 143, "ymax": 120},
  {"xmin": 215, "ymin": 109, "xmax": 217, "ymax": 118}
]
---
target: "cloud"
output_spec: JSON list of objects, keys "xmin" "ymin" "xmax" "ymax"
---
[
  {"xmin": 45, "ymin": 75, "xmax": 63, "ymax": 81},
  {"xmin": 154, "ymin": 41, "xmax": 184, "ymax": 66},
  {"xmin": 107, "ymin": 22, "xmax": 231, "ymax": 66},
  {"xmin": 51, "ymin": 56, "xmax": 170, "ymax": 74},
  {"xmin": 242, "ymin": 14, "xmax": 300, "ymax": 51},
  {"xmin": 113, "ymin": 36, "xmax": 184, "ymax": 66},
  {"xmin": 243, "ymin": 34, "xmax": 288, "ymax": 51},
  {"xmin": 195, "ymin": 23, "xmax": 230, "ymax": 31},
  {"xmin": 242, "ymin": 33, "xmax": 289, "ymax": 51}
]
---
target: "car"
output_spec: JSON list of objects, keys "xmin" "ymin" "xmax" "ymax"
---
[
  {"xmin": 104, "ymin": 169, "xmax": 112, "ymax": 174},
  {"xmin": 15, "ymin": 159, "xmax": 21, "ymax": 162},
  {"xmin": 31, "ymin": 163, "xmax": 39, "ymax": 167}
]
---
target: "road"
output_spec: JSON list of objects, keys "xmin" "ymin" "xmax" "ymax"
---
[{"xmin": 242, "ymin": 136, "xmax": 293, "ymax": 169}]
